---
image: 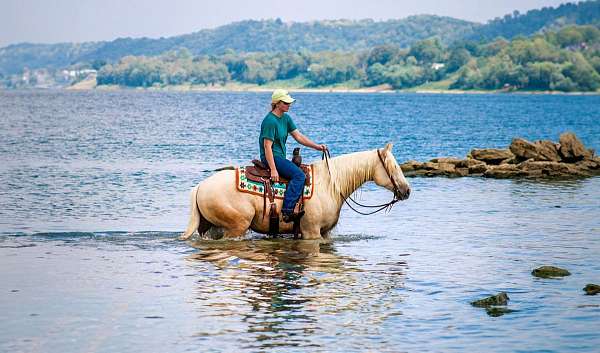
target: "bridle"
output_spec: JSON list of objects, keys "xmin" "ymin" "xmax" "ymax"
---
[{"xmin": 322, "ymin": 149, "xmax": 401, "ymax": 216}]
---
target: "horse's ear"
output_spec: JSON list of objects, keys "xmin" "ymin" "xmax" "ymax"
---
[{"xmin": 384, "ymin": 143, "xmax": 393, "ymax": 153}]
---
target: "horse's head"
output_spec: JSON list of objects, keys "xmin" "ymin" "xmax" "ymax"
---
[{"xmin": 373, "ymin": 143, "xmax": 411, "ymax": 201}]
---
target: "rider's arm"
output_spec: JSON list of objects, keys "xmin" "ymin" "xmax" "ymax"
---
[
  {"xmin": 263, "ymin": 139, "xmax": 279, "ymax": 181},
  {"xmin": 290, "ymin": 130, "xmax": 326, "ymax": 151}
]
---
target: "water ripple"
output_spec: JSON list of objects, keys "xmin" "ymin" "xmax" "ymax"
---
[{"xmin": 1, "ymin": 91, "xmax": 599, "ymax": 352}]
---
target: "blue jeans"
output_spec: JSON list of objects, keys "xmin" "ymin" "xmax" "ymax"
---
[{"xmin": 261, "ymin": 155, "xmax": 306, "ymax": 213}]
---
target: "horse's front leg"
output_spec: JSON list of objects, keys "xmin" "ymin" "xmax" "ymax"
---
[{"xmin": 299, "ymin": 220, "xmax": 322, "ymax": 240}]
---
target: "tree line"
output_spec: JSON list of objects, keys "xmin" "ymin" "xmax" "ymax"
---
[
  {"xmin": 468, "ymin": 0, "xmax": 600, "ymax": 42},
  {"xmin": 94, "ymin": 25, "xmax": 600, "ymax": 92},
  {"xmin": 451, "ymin": 25, "xmax": 600, "ymax": 91},
  {"xmin": 1, "ymin": 1, "xmax": 598, "ymax": 77}
]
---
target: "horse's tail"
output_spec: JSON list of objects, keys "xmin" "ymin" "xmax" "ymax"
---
[{"xmin": 179, "ymin": 184, "xmax": 211, "ymax": 240}]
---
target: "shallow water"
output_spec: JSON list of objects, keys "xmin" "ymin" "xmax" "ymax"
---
[{"xmin": 1, "ymin": 90, "xmax": 599, "ymax": 352}]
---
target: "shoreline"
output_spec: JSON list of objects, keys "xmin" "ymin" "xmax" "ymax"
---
[
  {"xmin": 54, "ymin": 76, "xmax": 600, "ymax": 95},
  {"xmin": 89, "ymin": 85, "xmax": 600, "ymax": 96},
  {"xmin": 6, "ymin": 81, "xmax": 599, "ymax": 96}
]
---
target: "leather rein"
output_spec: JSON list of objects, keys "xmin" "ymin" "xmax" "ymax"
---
[{"xmin": 322, "ymin": 149, "xmax": 401, "ymax": 216}]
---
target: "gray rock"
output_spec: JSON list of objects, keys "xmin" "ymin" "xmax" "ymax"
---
[
  {"xmin": 423, "ymin": 169, "xmax": 447, "ymax": 176},
  {"xmin": 469, "ymin": 164, "xmax": 488, "ymax": 174},
  {"xmin": 400, "ymin": 160, "xmax": 423, "ymax": 172},
  {"xmin": 436, "ymin": 162, "xmax": 457, "ymax": 174},
  {"xmin": 510, "ymin": 138, "xmax": 561, "ymax": 162},
  {"xmin": 518, "ymin": 160, "xmax": 588, "ymax": 178},
  {"xmin": 470, "ymin": 148, "xmax": 515, "ymax": 165},
  {"xmin": 559, "ymin": 132, "xmax": 589, "ymax": 161},
  {"xmin": 430, "ymin": 157, "xmax": 462, "ymax": 165},
  {"xmin": 584, "ymin": 284, "xmax": 600, "ymax": 295},
  {"xmin": 500, "ymin": 155, "xmax": 520, "ymax": 164},
  {"xmin": 532, "ymin": 266, "xmax": 571, "ymax": 278},
  {"xmin": 400, "ymin": 132, "xmax": 597, "ymax": 180},
  {"xmin": 455, "ymin": 167, "xmax": 469, "ymax": 177},
  {"xmin": 510, "ymin": 138, "xmax": 539, "ymax": 160},
  {"xmin": 422, "ymin": 162, "xmax": 440, "ymax": 170},
  {"xmin": 419, "ymin": 163, "xmax": 459, "ymax": 177},
  {"xmin": 456, "ymin": 159, "xmax": 487, "ymax": 174},
  {"xmin": 576, "ymin": 159, "xmax": 600, "ymax": 172},
  {"xmin": 534, "ymin": 140, "xmax": 561, "ymax": 162},
  {"xmin": 456, "ymin": 158, "xmax": 485, "ymax": 168},
  {"xmin": 411, "ymin": 169, "xmax": 430, "ymax": 176},
  {"xmin": 471, "ymin": 292, "xmax": 509, "ymax": 307},
  {"xmin": 484, "ymin": 164, "xmax": 525, "ymax": 179}
]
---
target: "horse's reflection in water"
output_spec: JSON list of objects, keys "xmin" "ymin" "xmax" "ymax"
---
[
  {"xmin": 185, "ymin": 237, "xmax": 358, "ymax": 349},
  {"xmin": 188, "ymin": 237, "xmax": 345, "ymax": 272}
]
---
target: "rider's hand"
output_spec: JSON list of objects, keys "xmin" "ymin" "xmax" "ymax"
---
[
  {"xmin": 270, "ymin": 170, "xmax": 279, "ymax": 182},
  {"xmin": 318, "ymin": 144, "xmax": 328, "ymax": 152}
]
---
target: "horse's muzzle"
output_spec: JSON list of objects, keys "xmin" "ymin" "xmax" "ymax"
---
[{"xmin": 396, "ymin": 187, "xmax": 410, "ymax": 201}]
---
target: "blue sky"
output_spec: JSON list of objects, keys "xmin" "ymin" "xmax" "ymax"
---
[{"xmin": 1, "ymin": 0, "xmax": 571, "ymax": 47}]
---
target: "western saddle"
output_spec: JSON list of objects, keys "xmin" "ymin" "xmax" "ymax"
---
[{"xmin": 244, "ymin": 148, "xmax": 310, "ymax": 238}]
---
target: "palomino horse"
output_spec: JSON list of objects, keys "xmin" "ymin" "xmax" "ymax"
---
[{"xmin": 180, "ymin": 143, "xmax": 410, "ymax": 240}]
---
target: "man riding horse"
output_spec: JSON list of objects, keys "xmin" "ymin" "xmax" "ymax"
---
[
  {"xmin": 260, "ymin": 89, "xmax": 327, "ymax": 223},
  {"xmin": 179, "ymin": 91, "xmax": 410, "ymax": 241}
]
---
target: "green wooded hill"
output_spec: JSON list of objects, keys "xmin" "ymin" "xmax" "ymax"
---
[
  {"xmin": 86, "ymin": 25, "xmax": 599, "ymax": 92},
  {"xmin": 468, "ymin": 0, "xmax": 600, "ymax": 41},
  {"xmin": 0, "ymin": 15, "xmax": 477, "ymax": 75},
  {"xmin": 0, "ymin": 0, "xmax": 598, "ymax": 77}
]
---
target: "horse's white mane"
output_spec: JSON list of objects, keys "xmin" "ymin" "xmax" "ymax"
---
[{"xmin": 314, "ymin": 150, "xmax": 381, "ymax": 203}]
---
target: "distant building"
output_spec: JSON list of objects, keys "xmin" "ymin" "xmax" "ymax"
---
[
  {"xmin": 566, "ymin": 42, "xmax": 588, "ymax": 51},
  {"xmin": 62, "ymin": 69, "xmax": 97, "ymax": 79},
  {"xmin": 431, "ymin": 63, "xmax": 445, "ymax": 70},
  {"xmin": 22, "ymin": 68, "xmax": 30, "ymax": 82}
]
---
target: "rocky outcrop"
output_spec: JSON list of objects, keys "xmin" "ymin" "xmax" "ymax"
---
[
  {"xmin": 471, "ymin": 292, "xmax": 509, "ymax": 307},
  {"xmin": 510, "ymin": 138, "xmax": 539, "ymax": 160},
  {"xmin": 484, "ymin": 164, "xmax": 526, "ymax": 179},
  {"xmin": 470, "ymin": 148, "xmax": 514, "ymax": 165},
  {"xmin": 471, "ymin": 292, "xmax": 515, "ymax": 317},
  {"xmin": 510, "ymin": 138, "xmax": 562, "ymax": 162},
  {"xmin": 401, "ymin": 132, "xmax": 598, "ymax": 179},
  {"xmin": 535, "ymin": 140, "xmax": 562, "ymax": 162},
  {"xmin": 519, "ymin": 160, "xmax": 587, "ymax": 178},
  {"xmin": 559, "ymin": 132, "xmax": 593, "ymax": 162},
  {"xmin": 456, "ymin": 158, "xmax": 487, "ymax": 174},
  {"xmin": 584, "ymin": 284, "xmax": 600, "ymax": 295},
  {"xmin": 532, "ymin": 266, "xmax": 571, "ymax": 278}
]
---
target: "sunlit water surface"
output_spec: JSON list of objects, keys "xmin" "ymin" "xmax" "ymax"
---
[{"xmin": 1, "ymin": 90, "xmax": 599, "ymax": 352}]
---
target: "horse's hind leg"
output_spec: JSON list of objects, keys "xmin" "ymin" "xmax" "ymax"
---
[
  {"xmin": 216, "ymin": 206, "xmax": 253, "ymax": 239},
  {"xmin": 221, "ymin": 217, "xmax": 252, "ymax": 239},
  {"xmin": 197, "ymin": 212, "xmax": 213, "ymax": 235}
]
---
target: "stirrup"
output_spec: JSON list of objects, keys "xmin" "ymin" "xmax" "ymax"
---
[{"xmin": 282, "ymin": 210, "xmax": 305, "ymax": 223}]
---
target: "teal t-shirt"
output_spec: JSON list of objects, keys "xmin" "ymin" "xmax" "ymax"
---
[{"xmin": 259, "ymin": 112, "xmax": 297, "ymax": 159}]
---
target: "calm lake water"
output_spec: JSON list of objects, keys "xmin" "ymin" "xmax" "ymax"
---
[{"xmin": 1, "ymin": 90, "xmax": 599, "ymax": 352}]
